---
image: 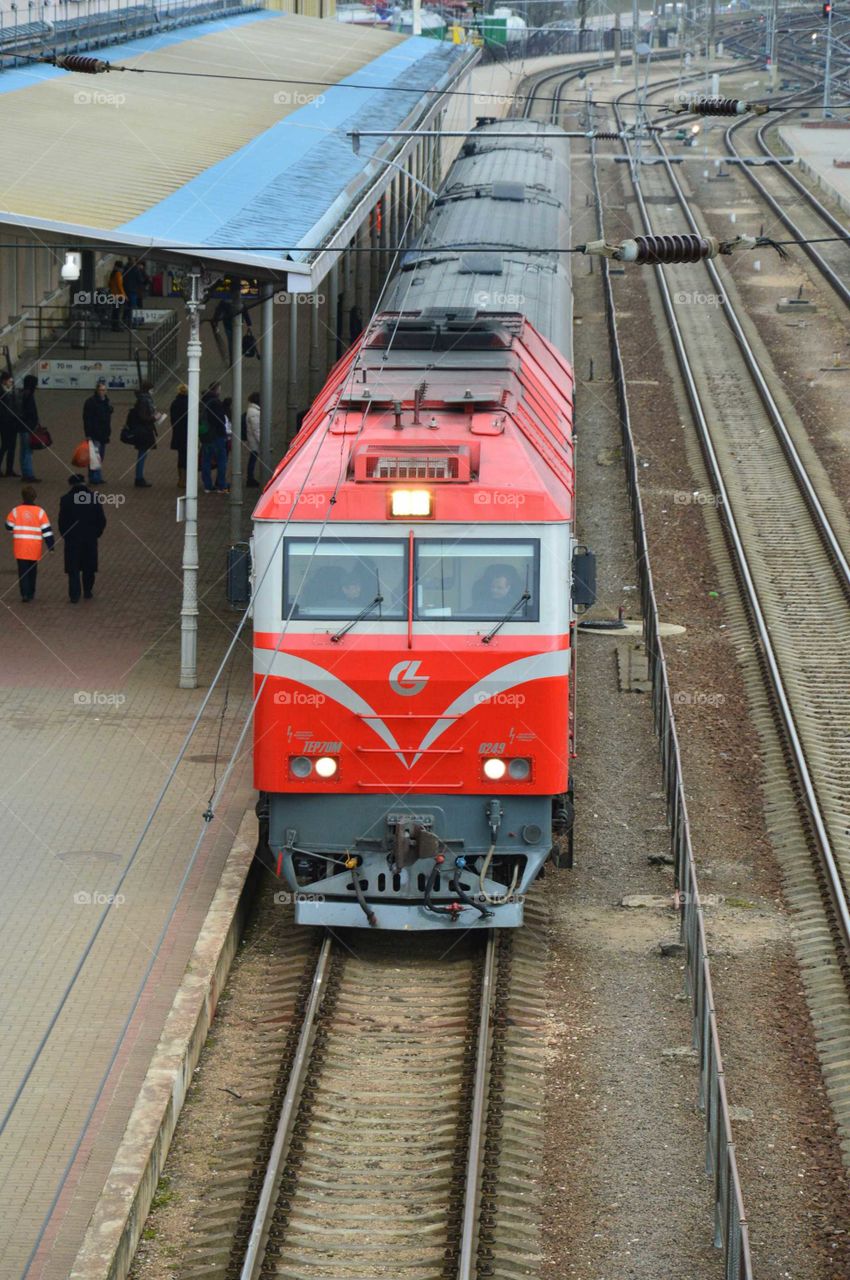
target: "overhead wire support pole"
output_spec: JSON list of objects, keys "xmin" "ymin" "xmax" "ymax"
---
[
  {"xmin": 824, "ymin": 1, "xmax": 834, "ymax": 119},
  {"xmin": 633, "ymin": 0, "xmax": 640, "ymax": 99},
  {"xmin": 180, "ymin": 267, "xmax": 202, "ymax": 690},
  {"xmin": 230, "ymin": 305, "xmax": 243, "ymax": 545},
  {"xmin": 767, "ymin": 0, "xmax": 778, "ymax": 90},
  {"xmin": 260, "ymin": 283, "xmax": 274, "ymax": 477}
]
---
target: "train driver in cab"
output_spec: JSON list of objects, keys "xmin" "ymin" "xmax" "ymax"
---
[{"xmin": 470, "ymin": 563, "xmax": 528, "ymax": 616}]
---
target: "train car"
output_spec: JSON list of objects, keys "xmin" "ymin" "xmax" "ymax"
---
[{"xmin": 251, "ymin": 120, "xmax": 592, "ymax": 929}]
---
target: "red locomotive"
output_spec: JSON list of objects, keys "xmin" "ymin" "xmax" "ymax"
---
[{"xmin": 252, "ymin": 121, "xmax": 592, "ymax": 928}]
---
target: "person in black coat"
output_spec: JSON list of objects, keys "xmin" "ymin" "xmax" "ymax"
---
[
  {"xmin": 82, "ymin": 378, "xmax": 113, "ymax": 484},
  {"xmin": 200, "ymin": 381, "xmax": 229, "ymax": 493},
  {"xmin": 127, "ymin": 383, "xmax": 158, "ymax": 488},
  {"xmin": 58, "ymin": 474, "xmax": 106, "ymax": 603},
  {"xmin": 18, "ymin": 374, "xmax": 40, "ymax": 482},
  {"xmin": 0, "ymin": 371, "xmax": 19, "ymax": 476},
  {"xmin": 169, "ymin": 383, "xmax": 189, "ymax": 489}
]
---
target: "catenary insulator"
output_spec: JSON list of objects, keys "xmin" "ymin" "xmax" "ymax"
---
[
  {"xmin": 617, "ymin": 235, "xmax": 719, "ymax": 264},
  {"xmin": 52, "ymin": 54, "xmax": 110, "ymax": 73},
  {"xmin": 671, "ymin": 96, "xmax": 767, "ymax": 116},
  {"xmin": 578, "ymin": 234, "xmax": 764, "ymax": 263},
  {"xmin": 591, "ymin": 131, "xmax": 622, "ymax": 140}
]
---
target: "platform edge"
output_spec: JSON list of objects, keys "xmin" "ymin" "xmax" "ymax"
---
[{"xmin": 69, "ymin": 807, "xmax": 257, "ymax": 1280}]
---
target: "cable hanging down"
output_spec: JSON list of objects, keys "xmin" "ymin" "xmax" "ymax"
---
[{"xmin": 578, "ymin": 233, "xmax": 790, "ymax": 263}]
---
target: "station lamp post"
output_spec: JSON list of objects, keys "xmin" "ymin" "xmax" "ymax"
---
[{"xmin": 180, "ymin": 268, "xmax": 202, "ymax": 689}]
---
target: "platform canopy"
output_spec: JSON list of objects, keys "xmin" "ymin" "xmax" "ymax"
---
[{"xmin": 0, "ymin": 10, "xmax": 474, "ymax": 282}]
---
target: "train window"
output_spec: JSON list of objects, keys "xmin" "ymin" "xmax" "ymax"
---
[
  {"xmin": 284, "ymin": 539, "xmax": 407, "ymax": 620},
  {"xmin": 414, "ymin": 540, "xmax": 539, "ymax": 621}
]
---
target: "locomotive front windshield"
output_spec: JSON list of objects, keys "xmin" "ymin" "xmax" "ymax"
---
[
  {"xmin": 283, "ymin": 537, "xmax": 539, "ymax": 622},
  {"xmin": 284, "ymin": 539, "xmax": 407, "ymax": 619},
  {"xmin": 415, "ymin": 540, "xmax": 538, "ymax": 621}
]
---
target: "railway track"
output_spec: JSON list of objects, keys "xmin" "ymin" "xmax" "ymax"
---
[
  {"xmin": 594, "ymin": 67, "xmax": 850, "ymax": 1150},
  {"xmin": 722, "ymin": 28, "xmax": 850, "ymax": 310},
  {"xmin": 174, "ymin": 910, "xmax": 549, "ymax": 1280}
]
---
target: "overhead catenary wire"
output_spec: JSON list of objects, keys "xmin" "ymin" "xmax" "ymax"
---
[
  {"xmin": 0, "ymin": 48, "xmax": 788, "ymax": 118},
  {"xmin": 0, "ymin": 237, "xmax": 846, "ymax": 257}
]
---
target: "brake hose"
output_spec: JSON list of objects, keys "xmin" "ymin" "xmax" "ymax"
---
[
  {"xmin": 477, "ymin": 844, "xmax": 520, "ymax": 906},
  {"xmin": 345, "ymin": 856, "xmax": 378, "ymax": 928}
]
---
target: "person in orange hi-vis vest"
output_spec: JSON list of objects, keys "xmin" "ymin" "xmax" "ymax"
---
[{"xmin": 5, "ymin": 484, "xmax": 54, "ymax": 602}]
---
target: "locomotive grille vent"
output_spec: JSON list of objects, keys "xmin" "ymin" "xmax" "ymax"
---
[
  {"xmin": 352, "ymin": 446, "xmax": 471, "ymax": 483},
  {"xmin": 371, "ymin": 455, "xmax": 458, "ymax": 480}
]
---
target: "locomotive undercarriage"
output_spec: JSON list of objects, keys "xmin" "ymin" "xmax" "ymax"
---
[{"xmin": 261, "ymin": 791, "xmax": 568, "ymax": 929}]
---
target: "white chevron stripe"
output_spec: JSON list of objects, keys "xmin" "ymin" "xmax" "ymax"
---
[
  {"xmin": 254, "ymin": 650, "xmax": 409, "ymax": 765},
  {"xmin": 254, "ymin": 648, "xmax": 569, "ymax": 771},
  {"xmin": 411, "ymin": 650, "xmax": 568, "ymax": 765}
]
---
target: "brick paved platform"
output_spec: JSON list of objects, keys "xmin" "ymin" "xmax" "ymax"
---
[{"xmin": 0, "ymin": 345, "xmax": 260, "ymax": 1277}]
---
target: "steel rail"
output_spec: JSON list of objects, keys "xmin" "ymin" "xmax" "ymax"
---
[
  {"xmin": 610, "ymin": 88, "xmax": 850, "ymax": 958},
  {"xmin": 725, "ymin": 102, "xmax": 850, "ymax": 311},
  {"xmin": 589, "ymin": 123, "xmax": 754, "ymax": 1280},
  {"xmin": 236, "ymin": 929, "xmax": 499, "ymax": 1280},
  {"xmin": 526, "ymin": 53, "xmax": 761, "ymax": 1276},
  {"xmin": 457, "ymin": 930, "xmax": 498, "ymax": 1280},
  {"xmin": 238, "ymin": 932, "xmax": 334, "ymax": 1280},
  {"xmin": 644, "ymin": 124, "xmax": 850, "ymax": 593}
]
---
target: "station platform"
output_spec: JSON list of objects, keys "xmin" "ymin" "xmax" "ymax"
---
[
  {"xmin": 0, "ymin": 366, "xmax": 255, "ymax": 1277},
  {"xmin": 779, "ymin": 121, "xmax": 850, "ymax": 216}
]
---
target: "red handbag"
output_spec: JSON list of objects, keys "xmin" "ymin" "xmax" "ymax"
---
[{"xmin": 30, "ymin": 426, "xmax": 53, "ymax": 450}]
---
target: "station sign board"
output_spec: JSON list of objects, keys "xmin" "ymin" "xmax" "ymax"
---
[{"xmin": 31, "ymin": 359, "xmax": 141, "ymax": 390}]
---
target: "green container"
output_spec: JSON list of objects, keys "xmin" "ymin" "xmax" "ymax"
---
[{"xmin": 481, "ymin": 14, "xmax": 507, "ymax": 45}]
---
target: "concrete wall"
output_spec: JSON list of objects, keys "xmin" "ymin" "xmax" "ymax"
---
[{"xmin": 0, "ymin": 243, "xmax": 66, "ymax": 366}]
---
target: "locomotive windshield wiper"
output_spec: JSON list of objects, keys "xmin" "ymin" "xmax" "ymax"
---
[
  {"xmin": 481, "ymin": 591, "xmax": 531, "ymax": 645},
  {"xmin": 330, "ymin": 595, "xmax": 383, "ymax": 644}
]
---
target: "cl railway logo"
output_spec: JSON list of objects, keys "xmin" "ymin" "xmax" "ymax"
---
[{"xmin": 389, "ymin": 660, "xmax": 429, "ymax": 697}]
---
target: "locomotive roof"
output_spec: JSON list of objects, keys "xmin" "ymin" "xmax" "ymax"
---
[
  {"xmin": 383, "ymin": 120, "xmax": 572, "ymax": 358},
  {"xmin": 254, "ymin": 313, "xmax": 575, "ymax": 526}
]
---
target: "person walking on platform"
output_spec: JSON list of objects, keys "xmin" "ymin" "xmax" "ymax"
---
[
  {"xmin": 126, "ymin": 383, "xmax": 158, "ymax": 488},
  {"xmin": 5, "ymin": 484, "xmax": 54, "ymax": 601},
  {"xmin": 242, "ymin": 306, "xmax": 260, "ymax": 361},
  {"xmin": 169, "ymin": 383, "xmax": 189, "ymax": 489},
  {"xmin": 0, "ymin": 371, "xmax": 19, "ymax": 477},
  {"xmin": 122, "ymin": 259, "xmax": 148, "ymax": 329},
  {"xmin": 58, "ymin": 475, "xmax": 106, "ymax": 603},
  {"xmin": 83, "ymin": 378, "xmax": 113, "ymax": 484},
  {"xmin": 18, "ymin": 375, "xmax": 41, "ymax": 483},
  {"xmin": 200, "ymin": 380, "xmax": 229, "ymax": 493},
  {"xmin": 211, "ymin": 296, "xmax": 234, "ymax": 365},
  {"xmin": 245, "ymin": 392, "xmax": 261, "ymax": 488}
]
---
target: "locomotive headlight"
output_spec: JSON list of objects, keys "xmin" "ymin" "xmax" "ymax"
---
[
  {"xmin": 290, "ymin": 755, "xmax": 313, "ymax": 778},
  {"xmin": 314, "ymin": 755, "xmax": 339, "ymax": 779},
  {"xmin": 390, "ymin": 489, "xmax": 431, "ymax": 518},
  {"xmin": 508, "ymin": 757, "xmax": 531, "ymax": 781},
  {"xmin": 483, "ymin": 757, "xmax": 507, "ymax": 780}
]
